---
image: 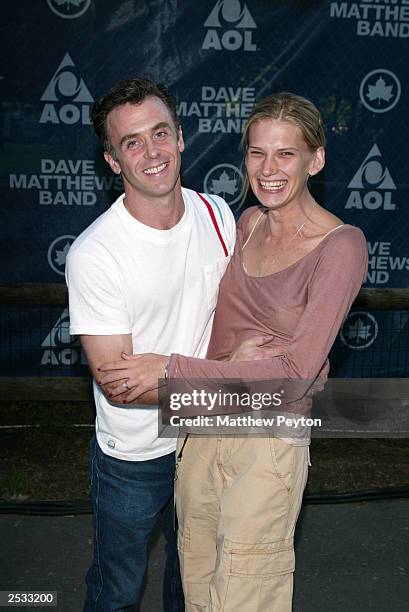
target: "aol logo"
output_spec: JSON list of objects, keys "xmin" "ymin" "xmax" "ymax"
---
[
  {"xmin": 340, "ymin": 312, "xmax": 378, "ymax": 350},
  {"xmin": 41, "ymin": 308, "xmax": 86, "ymax": 366},
  {"xmin": 47, "ymin": 0, "xmax": 91, "ymax": 20},
  {"xmin": 47, "ymin": 234, "xmax": 76, "ymax": 276},
  {"xmin": 204, "ymin": 164, "xmax": 243, "ymax": 209},
  {"xmin": 202, "ymin": 0, "xmax": 257, "ymax": 52},
  {"xmin": 345, "ymin": 144, "xmax": 396, "ymax": 211},
  {"xmin": 40, "ymin": 53, "xmax": 93, "ymax": 125}
]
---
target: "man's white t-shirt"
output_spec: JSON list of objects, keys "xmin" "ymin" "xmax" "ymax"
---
[{"xmin": 66, "ymin": 187, "xmax": 236, "ymax": 461}]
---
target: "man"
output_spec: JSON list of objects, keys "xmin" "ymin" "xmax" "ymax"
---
[{"xmin": 65, "ymin": 77, "xmax": 236, "ymax": 611}]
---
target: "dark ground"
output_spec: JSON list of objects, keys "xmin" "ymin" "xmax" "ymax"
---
[
  {"xmin": 1, "ymin": 401, "xmax": 408, "ymax": 612},
  {"xmin": 1, "ymin": 401, "xmax": 409, "ymax": 501},
  {"xmin": 1, "ymin": 500, "xmax": 408, "ymax": 611}
]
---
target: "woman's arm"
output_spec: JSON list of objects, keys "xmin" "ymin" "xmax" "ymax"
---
[
  {"xmin": 98, "ymin": 228, "xmax": 367, "ymax": 403},
  {"xmin": 168, "ymin": 228, "xmax": 368, "ymax": 398},
  {"xmin": 97, "ymin": 336, "xmax": 281, "ymax": 402}
]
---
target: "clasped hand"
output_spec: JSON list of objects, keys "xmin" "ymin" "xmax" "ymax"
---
[
  {"xmin": 97, "ymin": 353, "xmax": 168, "ymax": 403},
  {"xmin": 97, "ymin": 336, "xmax": 283, "ymax": 404}
]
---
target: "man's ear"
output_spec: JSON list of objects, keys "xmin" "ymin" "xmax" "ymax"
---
[
  {"xmin": 104, "ymin": 151, "xmax": 122, "ymax": 175},
  {"xmin": 177, "ymin": 126, "xmax": 185, "ymax": 153},
  {"xmin": 308, "ymin": 147, "xmax": 325, "ymax": 177}
]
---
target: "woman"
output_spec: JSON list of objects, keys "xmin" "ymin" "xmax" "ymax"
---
[{"xmin": 99, "ymin": 93, "xmax": 368, "ymax": 611}]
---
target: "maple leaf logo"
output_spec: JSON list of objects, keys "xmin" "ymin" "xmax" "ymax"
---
[
  {"xmin": 345, "ymin": 318, "xmax": 372, "ymax": 343},
  {"xmin": 54, "ymin": 242, "xmax": 72, "ymax": 267},
  {"xmin": 366, "ymin": 77, "xmax": 394, "ymax": 106},
  {"xmin": 211, "ymin": 171, "xmax": 237, "ymax": 196},
  {"xmin": 53, "ymin": 0, "xmax": 85, "ymax": 7}
]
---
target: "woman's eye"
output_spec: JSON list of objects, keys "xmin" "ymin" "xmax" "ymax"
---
[{"xmin": 280, "ymin": 151, "xmax": 294, "ymax": 157}]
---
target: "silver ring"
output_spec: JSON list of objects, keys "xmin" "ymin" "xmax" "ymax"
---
[{"xmin": 123, "ymin": 381, "xmax": 129, "ymax": 390}]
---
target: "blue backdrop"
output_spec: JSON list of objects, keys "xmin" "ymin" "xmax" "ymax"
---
[{"xmin": 1, "ymin": 0, "xmax": 408, "ymax": 376}]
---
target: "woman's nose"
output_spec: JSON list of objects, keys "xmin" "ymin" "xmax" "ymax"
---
[{"xmin": 261, "ymin": 156, "xmax": 277, "ymax": 176}]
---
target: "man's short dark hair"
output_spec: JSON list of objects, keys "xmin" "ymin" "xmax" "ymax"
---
[{"xmin": 91, "ymin": 77, "xmax": 179, "ymax": 155}]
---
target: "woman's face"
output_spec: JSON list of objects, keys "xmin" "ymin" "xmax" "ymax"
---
[{"xmin": 245, "ymin": 119, "xmax": 324, "ymax": 210}]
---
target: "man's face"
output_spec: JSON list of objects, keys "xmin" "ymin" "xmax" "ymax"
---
[{"xmin": 104, "ymin": 97, "xmax": 184, "ymax": 200}]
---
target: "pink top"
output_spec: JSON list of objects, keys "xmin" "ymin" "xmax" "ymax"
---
[{"xmin": 169, "ymin": 206, "xmax": 368, "ymax": 404}]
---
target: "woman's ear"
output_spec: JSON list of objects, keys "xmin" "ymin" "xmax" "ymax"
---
[{"xmin": 309, "ymin": 147, "xmax": 325, "ymax": 177}]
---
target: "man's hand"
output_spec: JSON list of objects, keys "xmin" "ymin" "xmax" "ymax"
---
[{"xmin": 230, "ymin": 335, "xmax": 284, "ymax": 361}]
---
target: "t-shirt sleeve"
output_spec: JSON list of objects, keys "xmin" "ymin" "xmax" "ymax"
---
[
  {"xmin": 66, "ymin": 246, "xmax": 131, "ymax": 336},
  {"xmin": 168, "ymin": 227, "xmax": 368, "ymax": 396}
]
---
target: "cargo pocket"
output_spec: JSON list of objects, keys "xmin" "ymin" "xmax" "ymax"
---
[
  {"xmin": 218, "ymin": 538, "xmax": 295, "ymax": 611},
  {"xmin": 178, "ymin": 524, "xmax": 216, "ymax": 607},
  {"xmin": 224, "ymin": 537, "xmax": 295, "ymax": 577}
]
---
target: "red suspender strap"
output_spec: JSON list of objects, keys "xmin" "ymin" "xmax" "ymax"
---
[{"xmin": 196, "ymin": 192, "xmax": 229, "ymax": 257}]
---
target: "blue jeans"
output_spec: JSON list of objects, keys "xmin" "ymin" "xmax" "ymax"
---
[{"xmin": 84, "ymin": 436, "xmax": 184, "ymax": 611}]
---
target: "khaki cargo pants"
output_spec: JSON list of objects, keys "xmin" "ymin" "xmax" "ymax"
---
[{"xmin": 175, "ymin": 435, "xmax": 309, "ymax": 612}]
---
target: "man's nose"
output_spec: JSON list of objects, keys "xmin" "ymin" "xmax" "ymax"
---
[{"xmin": 144, "ymin": 138, "xmax": 160, "ymax": 159}]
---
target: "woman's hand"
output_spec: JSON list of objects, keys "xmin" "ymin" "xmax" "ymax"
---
[
  {"xmin": 230, "ymin": 335, "xmax": 284, "ymax": 361},
  {"xmin": 97, "ymin": 353, "xmax": 169, "ymax": 402}
]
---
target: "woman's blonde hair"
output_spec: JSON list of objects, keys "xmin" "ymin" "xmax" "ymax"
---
[{"xmin": 241, "ymin": 92, "xmax": 325, "ymax": 200}]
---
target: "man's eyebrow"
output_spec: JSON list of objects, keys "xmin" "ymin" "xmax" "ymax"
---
[
  {"xmin": 152, "ymin": 121, "xmax": 172, "ymax": 131},
  {"xmin": 119, "ymin": 122, "xmax": 173, "ymax": 147}
]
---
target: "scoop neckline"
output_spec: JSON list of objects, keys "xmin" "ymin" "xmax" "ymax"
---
[{"xmin": 240, "ymin": 223, "xmax": 348, "ymax": 279}]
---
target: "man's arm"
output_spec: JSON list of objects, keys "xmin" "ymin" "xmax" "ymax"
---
[{"xmin": 80, "ymin": 334, "xmax": 159, "ymax": 405}]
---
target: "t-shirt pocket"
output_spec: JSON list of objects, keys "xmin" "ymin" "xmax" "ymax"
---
[{"xmin": 204, "ymin": 259, "xmax": 228, "ymax": 310}]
